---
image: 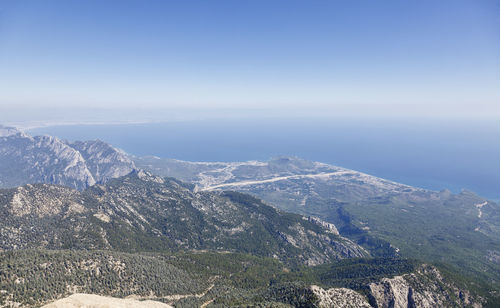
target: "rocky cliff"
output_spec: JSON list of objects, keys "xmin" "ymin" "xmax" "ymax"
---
[
  {"xmin": 368, "ymin": 265, "xmax": 482, "ymax": 308},
  {"xmin": 0, "ymin": 125, "xmax": 135, "ymax": 190}
]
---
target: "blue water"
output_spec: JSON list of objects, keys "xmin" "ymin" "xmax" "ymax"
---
[{"xmin": 29, "ymin": 117, "xmax": 500, "ymax": 200}]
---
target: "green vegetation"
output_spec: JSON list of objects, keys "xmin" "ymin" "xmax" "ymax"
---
[
  {"xmin": 310, "ymin": 258, "xmax": 419, "ymax": 289},
  {"xmin": 0, "ymin": 157, "xmax": 497, "ymax": 306},
  {"xmin": 0, "ymin": 174, "xmax": 367, "ymax": 267},
  {"xmin": 0, "ymin": 250, "xmax": 418, "ymax": 307},
  {"xmin": 340, "ymin": 194, "xmax": 500, "ymax": 300},
  {"xmin": 0, "ymin": 250, "xmax": 207, "ymax": 307}
]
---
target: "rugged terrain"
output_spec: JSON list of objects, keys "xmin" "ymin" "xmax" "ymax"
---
[
  {"xmin": 135, "ymin": 155, "xmax": 500, "ymax": 303},
  {"xmin": 0, "ymin": 126, "xmax": 135, "ymax": 190},
  {"xmin": 0, "ymin": 128, "xmax": 495, "ymax": 306},
  {"xmin": 0, "ymin": 250, "xmax": 481, "ymax": 307},
  {"xmin": 0, "ymin": 170, "xmax": 367, "ymax": 265}
]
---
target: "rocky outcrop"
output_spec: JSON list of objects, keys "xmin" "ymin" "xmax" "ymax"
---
[
  {"xmin": 310, "ymin": 285, "xmax": 371, "ymax": 307},
  {"xmin": 42, "ymin": 293, "xmax": 173, "ymax": 308},
  {"xmin": 70, "ymin": 140, "xmax": 135, "ymax": 183},
  {"xmin": 0, "ymin": 125, "xmax": 135, "ymax": 190},
  {"xmin": 368, "ymin": 265, "xmax": 482, "ymax": 308},
  {"xmin": 305, "ymin": 216, "xmax": 340, "ymax": 235}
]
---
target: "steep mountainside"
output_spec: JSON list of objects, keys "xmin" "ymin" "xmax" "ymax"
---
[
  {"xmin": 70, "ymin": 140, "xmax": 135, "ymax": 183},
  {"xmin": 0, "ymin": 130, "xmax": 494, "ymax": 306},
  {"xmin": 0, "ymin": 125, "xmax": 135, "ymax": 190},
  {"xmin": 0, "ymin": 250, "xmax": 482, "ymax": 308},
  {"xmin": 367, "ymin": 264, "xmax": 482, "ymax": 308},
  {"xmin": 0, "ymin": 171, "xmax": 367, "ymax": 265},
  {"xmin": 135, "ymin": 156, "xmax": 500, "ymax": 302}
]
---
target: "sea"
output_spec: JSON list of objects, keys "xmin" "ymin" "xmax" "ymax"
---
[{"xmin": 28, "ymin": 117, "xmax": 500, "ymax": 200}]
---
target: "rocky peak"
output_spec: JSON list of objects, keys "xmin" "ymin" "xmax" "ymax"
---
[
  {"xmin": 134, "ymin": 169, "xmax": 165, "ymax": 184},
  {"xmin": 34, "ymin": 135, "xmax": 89, "ymax": 166},
  {"xmin": 0, "ymin": 126, "xmax": 136, "ymax": 190},
  {"xmin": 69, "ymin": 140, "xmax": 136, "ymax": 183},
  {"xmin": 70, "ymin": 140, "xmax": 131, "ymax": 163}
]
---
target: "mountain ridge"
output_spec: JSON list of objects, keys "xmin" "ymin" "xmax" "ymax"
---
[
  {"xmin": 0, "ymin": 126, "xmax": 497, "ymax": 305},
  {"xmin": 134, "ymin": 155, "xmax": 500, "ymax": 304},
  {"xmin": 0, "ymin": 125, "xmax": 135, "ymax": 190},
  {"xmin": 0, "ymin": 170, "xmax": 368, "ymax": 265}
]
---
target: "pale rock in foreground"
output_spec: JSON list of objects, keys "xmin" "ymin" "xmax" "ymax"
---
[
  {"xmin": 42, "ymin": 294, "xmax": 173, "ymax": 308},
  {"xmin": 310, "ymin": 286, "xmax": 371, "ymax": 308}
]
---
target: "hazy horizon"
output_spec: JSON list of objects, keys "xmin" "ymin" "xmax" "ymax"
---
[
  {"xmin": 28, "ymin": 118, "xmax": 500, "ymax": 201},
  {"xmin": 1, "ymin": 0, "xmax": 499, "ymax": 119},
  {"xmin": 1, "ymin": 0, "xmax": 499, "ymax": 202},
  {"xmin": 1, "ymin": 3, "xmax": 500, "ymax": 305}
]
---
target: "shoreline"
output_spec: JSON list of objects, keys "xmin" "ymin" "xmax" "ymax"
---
[{"xmin": 7, "ymin": 120, "xmax": 165, "ymax": 131}]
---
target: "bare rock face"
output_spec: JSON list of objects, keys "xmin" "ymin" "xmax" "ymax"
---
[
  {"xmin": 70, "ymin": 140, "xmax": 136, "ymax": 183},
  {"xmin": 42, "ymin": 293, "xmax": 173, "ymax": 308},
  {"xmin": 305, "ymin": 216, "xmax": 340, "ymax": 235},
  {"xmin": 368, "ymin": 265, "xmax": 482, "ymax": 308},
  {"xmin": 135, "ymin": 169, "xmax": 165, "ymax": 184},
  {"xmin": 310, "ymin": 285, "xmax": 372, "ymax": 308},
  {"xmin": 0, "ymin": 125, "xmax": 136, "ymax": 190},
  {"xmin": 369, "ymin": 275, "xmax": 410, "ymax": 308}
]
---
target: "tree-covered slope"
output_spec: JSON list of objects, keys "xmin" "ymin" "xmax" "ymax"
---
[
  {"xmin": 135, "ymin": 155, "xmax": 500, "ymax": 304},
  {"xmin": 0, "ymin": 171, "xmax": 367, "ymax": 266},
  {"xmin": 0, "ymin": 250, "xmax": 482, "ymax": 308}
]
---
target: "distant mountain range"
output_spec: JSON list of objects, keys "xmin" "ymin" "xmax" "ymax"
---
[
  {"xmin": 0, "ymin": 125, "xmax": 135, "ymax": 190},
  {"xmin": 0, "ymin": 125, "xmax": 497, "ymax": 307}
]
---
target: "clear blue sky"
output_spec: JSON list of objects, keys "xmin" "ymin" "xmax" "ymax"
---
[{"xmin": 0, "ymin": 0, "xmax": 499, "ymax": 118}]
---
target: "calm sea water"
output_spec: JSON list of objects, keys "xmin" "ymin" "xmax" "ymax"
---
[{"xmin": 29, "ymin": 117, "xmax": 500, "ymax": 200}]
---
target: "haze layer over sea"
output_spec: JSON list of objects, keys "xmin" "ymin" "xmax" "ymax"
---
[{"xmin": 28, "ymin": 117, "xmax": 500, "ymax": 200}]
